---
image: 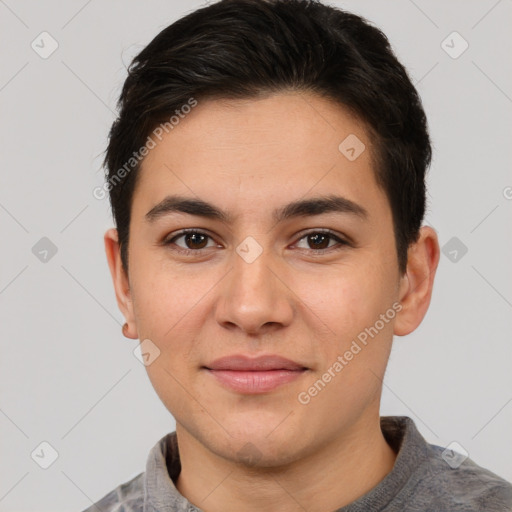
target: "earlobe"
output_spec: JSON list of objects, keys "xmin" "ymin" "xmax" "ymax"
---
[
  {"xmin": 393, "ymin": 226, "xmax": 440, "ymax": 337},
  {"xmin": 104, "ymin": 228, "xmax": 138, "ymax": 339}
]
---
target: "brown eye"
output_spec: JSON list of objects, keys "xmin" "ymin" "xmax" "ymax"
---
[
  {"xmin": 182, "ymin": 232, "xmax": 209, "ymax": 250},
  {"xmin": 307, "ymin": 233, "xmax": 330, "ymax": 249},
  {"xmin": 164, "ymin": 230, "xmax": 216, "ymax": 253},
  {"xmin": 294, "ymin": 230, "xmax": 348, "ymax": 252}
]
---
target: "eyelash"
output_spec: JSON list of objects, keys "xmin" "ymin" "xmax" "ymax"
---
[{"xmin": 162, "ymin": 228, "xmax": 350, "ymax": 256}]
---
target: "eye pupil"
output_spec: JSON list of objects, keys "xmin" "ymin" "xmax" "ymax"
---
[
  {"xmin": 185, "ymin": 233, "xmax": 208, "ymax": 249},
  {"xmin": 309, "ymin": 233, "xmax": 329, "ymax": 249}
]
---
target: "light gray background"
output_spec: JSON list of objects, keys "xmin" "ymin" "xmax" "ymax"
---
[{"xmin": 1, "ymin": 1, "xmax": 511, "ymax": 511}]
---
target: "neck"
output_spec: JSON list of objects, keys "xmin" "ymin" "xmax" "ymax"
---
[{"xmin": 175, "ymin": 413, "xmax": 397, "ymax": 512}]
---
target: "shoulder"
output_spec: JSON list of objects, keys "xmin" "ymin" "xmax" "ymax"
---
[
  {"xmin": 379, "ymin": 416, "xmax": 512, "ymax": 511},
  {"xmin": 80, "ymin": 471, "xmax": 145, "ymax": 512},
  {"xmin": 417, "ymin": 443, "xmax": 512, "ymax": 511}
]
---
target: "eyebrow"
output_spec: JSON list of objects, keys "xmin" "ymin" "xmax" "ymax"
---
[{"xmin": 145, "ymin": 194, "xmax": 368, "ymax": 224}]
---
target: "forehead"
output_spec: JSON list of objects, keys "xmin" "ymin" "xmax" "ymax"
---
[{"xmin": 132, "ymin": 92, "xmax": 389, "ymax": 225}]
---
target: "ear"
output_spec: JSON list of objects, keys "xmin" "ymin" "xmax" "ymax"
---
[
  {"xmin": 104, "ymin": 228, "xmax": 138, "ymax": 339},
  {"xmin": 394, "ymin": 225, "xmax": 440, "ymax": 336}
]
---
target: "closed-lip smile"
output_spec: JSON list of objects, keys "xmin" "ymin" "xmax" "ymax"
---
[{"xmin": 203, "ymin": 354, "xmax": 309, "ymax": 394}]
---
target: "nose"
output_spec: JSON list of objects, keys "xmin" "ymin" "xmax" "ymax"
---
[{"xmin": 215, "ymin": 242, "xmax": 294, "ymax": 336}]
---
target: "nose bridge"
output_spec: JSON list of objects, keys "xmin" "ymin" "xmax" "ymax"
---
[
  {"xmin": 235, "ymin": 237, "xmax": 272, "ymax": 293},
  {"xmin": 216, "ymin": 235, "xmax": 293, "ymax": 333}
]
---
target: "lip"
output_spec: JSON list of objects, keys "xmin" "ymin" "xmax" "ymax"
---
[
  {"xmin": 203, "ymin": 354, "xmax": 308, "ymax": 394},
  {"xmin": 205, "ymin": 354, "xmax": 307, "ymax": 371}
]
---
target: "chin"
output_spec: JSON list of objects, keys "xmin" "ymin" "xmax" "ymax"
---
[{"xmin": 225, "ymin": 436, "xmax": 304, "ymax": 469}]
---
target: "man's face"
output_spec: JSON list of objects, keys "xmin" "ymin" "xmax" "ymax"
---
[{"xmin": 124, "ymin": 92, "xmax": 404, "ymax": 465}]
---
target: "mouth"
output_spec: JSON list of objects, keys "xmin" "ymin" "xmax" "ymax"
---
[{"xmin": 203, "ymin": 354, "xmax": 309, "ymax": 394}]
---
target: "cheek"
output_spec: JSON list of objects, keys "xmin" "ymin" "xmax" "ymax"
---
[
  {"xmin": 297, "ymin": 272, "xmax": 394, "ymax": 421},
  {"xmin": 299, "ymin": 264, "xmax": 387, "ymax": 339},
  {"xmin": 129, "ymin": 257, "xmax": 202, "ymax": 339},
  {"xmin": 130, "ymin": 267, "xmax": 203, "ymax": 417}
]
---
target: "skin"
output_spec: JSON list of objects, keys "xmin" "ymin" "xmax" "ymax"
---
[{"xmin": 104, "ymin": 91, "xmax": 440, "ymax": 512}]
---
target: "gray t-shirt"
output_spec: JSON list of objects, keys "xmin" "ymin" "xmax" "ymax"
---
[{"xmin": 81, "ymin": 416, "xmax": 512, "ymax": 511}]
